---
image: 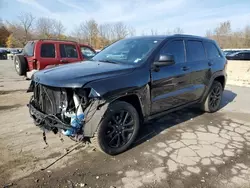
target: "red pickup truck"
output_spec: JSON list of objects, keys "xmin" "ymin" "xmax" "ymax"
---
[{"xmin": 14, "ymin": 39, "xmax": 96, "ymax": 78}]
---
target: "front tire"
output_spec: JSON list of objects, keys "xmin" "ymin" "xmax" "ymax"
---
[
  {"xmin": 92, "ymin": 101, "xmax": 140, "ymax": 155},
  {"xmin": 201, "ymin": 81, "xmax": 223, "ymax": 113}
]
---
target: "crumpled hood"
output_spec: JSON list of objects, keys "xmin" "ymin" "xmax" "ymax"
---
[{"xmin": 33, "ymin": 61, "xmax": 135, "ymax": 88}]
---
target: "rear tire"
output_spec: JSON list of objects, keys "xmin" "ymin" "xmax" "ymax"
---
[
  {"xmin": 91, "ymin": 101, "xmax": 140, "ymax": 155},
  {"xmin": 200, "ymin": 81, "xmax": 223, "ymax": 113},
  {"xmin": 14, "ymin": 55, "xmax": 27, "ymax": 76}
]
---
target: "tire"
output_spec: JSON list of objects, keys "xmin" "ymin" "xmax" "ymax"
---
[
  {"xmin": 200, "ymin": 81, "xmax": 223, "ymax": 113},
  {"xmin": 92, "ymin": 101, "xmax": 140, "ymax": 155},
  {"xmin": 14, "ymin": 55, "xmax": 27, "ymax": 76}
]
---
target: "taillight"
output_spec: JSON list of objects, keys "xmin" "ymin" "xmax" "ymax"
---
[{"xmin": 33, "ymin": 59, "xmax": 37, "ymax": 69}]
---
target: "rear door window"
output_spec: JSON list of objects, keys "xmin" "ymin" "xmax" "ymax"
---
[
  {"xmin": 41, "ymin": 43, "xmax": 55, "ymax": 58},
  {"xmin": 186, "ymin": 40, "xmax": 206, "ymax": 62},
  {"xmin": 60, "ymin": 44, "xmax": 78, "ymax": 58},
  {"xmin": 160, "ymin": 40, "xmax": 185, "ymax": 63},
  {"xmin": 204, "ymin": 42, "xmax": 221, "ymax": 59}
]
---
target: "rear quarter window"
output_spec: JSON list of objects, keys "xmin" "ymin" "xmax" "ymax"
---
[
  {"xmin": 23, "ymin": 41, "xmax": 35, "ymax": 56},
  {"xmin": 204, "ymin": 41, "xmax": 221, "ymax": 59},
  {"xmin": 186, "ymin": 40, "xmax": 206, "ymax": 62}
]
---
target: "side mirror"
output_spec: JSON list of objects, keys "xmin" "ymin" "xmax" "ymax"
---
[{"xmin": 154, "ymin": 54, "xmax": 175, "ymax": 67}]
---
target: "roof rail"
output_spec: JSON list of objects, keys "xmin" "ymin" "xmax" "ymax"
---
[{"xmin": 36, "ymin": 38, "xmax": 78, "ymax": 43}]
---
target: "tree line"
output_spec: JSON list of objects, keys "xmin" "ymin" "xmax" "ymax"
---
[
  {"xmin": 1, "ymin": 13, "xmax": 249, "ymax": 49},
  {"xmin": 206, "ymin": 21, "xmax": 250, "ymax": 48},
  {"xmin": 0, "ymin": 13, "xmax": 137, "ymax": 49},
  {"xmin": 0, "ymin": 12, "xmax": 185, "ymax": 49}
]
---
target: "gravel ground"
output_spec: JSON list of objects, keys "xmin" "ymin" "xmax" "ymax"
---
[{"xmin": 0, "ymin": 59, "xmax": 250, "ymax": 188}]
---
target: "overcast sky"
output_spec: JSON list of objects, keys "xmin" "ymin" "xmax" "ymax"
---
[{"xmin": 1, "ymin": 0, "xmax": 250, "ymax": 36}]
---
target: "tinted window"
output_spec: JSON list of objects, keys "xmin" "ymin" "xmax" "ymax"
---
[
  {"xmin": 23, "ymin": 41, "xmax": 34, "ymax": 56},
  {"xmin": 161, "ymin": 40, "xmax": 185, "ymax": 63},
  {"xmin": 239, "ymin": 52, "xmax": 250, "ymax": 59},
  {"xmin": 41, "ymin": 43, "xmax": 55, "ymax": 58},
  {"xmin": 237, "ymin": 53, "xmax": 244, "ymax": 57},
  {"xmin": 245, "ymin": 53, "xmax": 250, "ymax": 59},
  {"xmin": 186, "ymin": 40, "xmax": 206, "ymax": 61},
  {"xmin": 60, "ymin": 44, "xmax": 78, "ymax": 58},
  {"xmin": 204, "ymin": 42, "xmax": 221, "ymax": 59},
  {"xmin": 81, "ymin": 46, "xmax": 96, "ymax": 59}
]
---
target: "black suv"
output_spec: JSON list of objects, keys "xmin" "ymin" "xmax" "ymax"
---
[
  {"xmin": 226, "ymin": 51, "xmax": 250, "ymax": 60},
  {"xmin": 28, "ymin": 35, "xmax": 227, "ymax": 155}
]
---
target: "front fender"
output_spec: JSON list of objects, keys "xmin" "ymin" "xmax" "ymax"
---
[
  {"xmin": 83, "ymin": 84, "xmax": 151, "ymax": 137},
  {"xmin": 83, "ymin": 99, "xmax": 109, "ymax": 137},
  {"xmin": 82, "ymin": 66, "xmax": 151, "ymax": 137}
]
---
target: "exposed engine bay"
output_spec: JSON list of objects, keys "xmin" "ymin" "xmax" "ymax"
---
[{"xmin": 28, "ymin": 81, "xmax": 108, "ymax": 142}]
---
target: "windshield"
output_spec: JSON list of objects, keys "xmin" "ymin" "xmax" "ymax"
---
[
  {"xmin": 92, "ymin": 38, "xmax": 163, "ymax": 64},
  {"xmin": 227, "ymin": 52, "xmax": 240, "ymax": 56},
  {"xmin": 81, "ymin": 46, "xmax": 96, "ymax": 60},
  {"xmin": 225, "ymin": 50, "xmax": 239, "ymax": 56},
  {"xmin": 10, "ymin": 49, "xmax": 18, "ymax": 53}
]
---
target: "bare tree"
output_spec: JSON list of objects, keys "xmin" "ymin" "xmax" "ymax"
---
[
  {"xmin": 205, "ymin": 30, "xmax": 213, "ymax": 38},
  {"xmin": 78, "ymin": 19, "xmax": 99, "ymax": 46},
  {"xmin": 73, "ymin": 19, "xmax": 136, "ymax": 49},
  {"xmin": 0, "ymin": 22, "xmax": 10, "ymax": 47},
  {"xmin": 173, "ymin": 27, "xmax": 184, "ymax": 34},
  {"xmin": 150, "ymin": 29, "xmax": 158, "ymax": 35},
  {"xmin": 215, "ymin": 21, "xmax": 231, "ymax": 36},
  {"xmin": 99, "ymin": 24, "xmax": 109, "ymax": 39},
  {"xmin": 205, "ymin": 20, "xmax": 250, "ymax": 48},
  {"xmin": 54, "ymin": 20, "xmax": 65, "ymax": 38},
  {"xmin": 164, "ymin": 30, "xmax": 172, "ymax": 35},
  {"xmin": 128, "ymin": 26, "xmax": 136, "ymax": 36},
  {"xmin": 71, "ymin": 25, "xmax": 84, "ymax": 43},
  {"xmin": 244, "ymin": 26, "xmax": 250, "ymax": 47},
  {"xmin": 36, "ymin": 17, "xmax": 65, "ymax": 39},
  {"xmin": 214, "ymin": 21, "xmax": 232, "ymax": 48},
  {"xmin": 99, "ymin": 23, "xmax": 113, "ymax": 47},
  {"xmin": 18, "ymin": 12, "xmax": 35, "ymax": 43},
  {"xmin": 36, "ymin": 17, "xmax": 53, "ymax": 38},
  {"xmin": 5, "ymin": 21, "xmax": 26, "ymax": 46},
  {"xmin": 112, "ymin": 22, "xmax": 129, "ymax": 40}
]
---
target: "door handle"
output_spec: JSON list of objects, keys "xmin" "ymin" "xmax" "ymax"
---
[
  {"xmin": 182, "ymin": 66, "xmax": 190, "ymax": 71},
  {"xmin": 208, "ymin": 61, "xmax": 213, "ymax": 66},
  {"xmin": 60, "ymin": 59, "xmax": 68, "ymax": 63}
]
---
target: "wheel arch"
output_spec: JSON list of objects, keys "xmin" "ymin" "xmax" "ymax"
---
[
  {"xmin": 200, "ymin": 71, "xmax": 226, "ymax": 103},
  {"xmin": 214, "ymin": 75, "xmax": 226, "ymax": 89},
  {"xmin": 83, "ymin": 93, "xmax": 146, "ymax": 138},
  {"xmin": 113, "ymin": 94, "xmax": 144, "ymax": 123}
]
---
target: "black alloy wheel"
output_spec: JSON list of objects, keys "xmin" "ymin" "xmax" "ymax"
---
[
  {"xmin": 201, "ymin": 80, "xmax": 223, "ymax": 113},
  {"xmin": 92, "ymin": 101, "xmax": 140, "ymax": 155},
  {"xmin": 105, "ymin": 110, "xmax": 135, "ymax": 148},
  {"xmin": 208, "ymin": 83, "xmax": 222, "ymax": 111}
]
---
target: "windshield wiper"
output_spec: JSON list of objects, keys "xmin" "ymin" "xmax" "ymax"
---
[{"xmin": 97, "ymin": 59, "xmax": 119, "ymax": 64}]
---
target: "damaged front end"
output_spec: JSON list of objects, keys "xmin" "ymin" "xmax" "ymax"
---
[{"xmin": 28, "ymin": 81, "xmax": 108, "ymax": 141}]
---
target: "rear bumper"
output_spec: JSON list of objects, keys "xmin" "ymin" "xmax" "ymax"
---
[{"xmin": 26, "ymin": 69, "xmax": 39, "ymax": 79}]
